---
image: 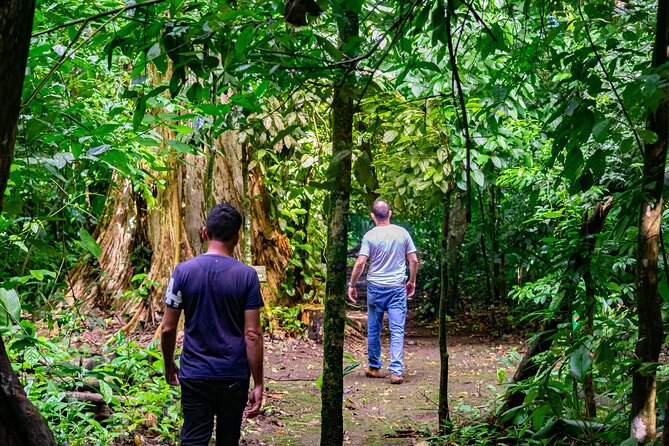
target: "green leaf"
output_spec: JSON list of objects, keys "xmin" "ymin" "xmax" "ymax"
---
[
  {"xmin": 133, "ymin": 96, "xmax": 146, "ymax": 130},
  {"xmin": 0, "ymin": 288, "xmax": 21, "ymax": 328},
  {"xmin": 569, "ymin": 344, "xmax": 592, "ymax": 382},
  {"xmin": 147, "ymin": 43, "xmax": 161, "ymax": 61},
  {"xmin": 383, "ymin": 130, "xmax": 398, "ymax": 143},
  {"xmin": 79, "ymin": 228, "xmax": 102, "ymax": 258},
  {"xmin": 235, "ymin": 26, "xmax": 255, "ymax": 60},
  {"xmin": 343, "ymin": 361, "xmax": 360, "ymax": 376},
  {"xmin": 564, "ymin": 147, "xmax": 584, "ymax": 180},
  {"xmin": 592, "ymin": 118, "xmax": 610, "ymax": 143},
  {"xmin": 587, "ymin": 149, "xmax": 607, "ymax": 178},
  {"xmin": 29, "ymin": 270, "xmax": 55, "ymax": 281},
  {"xmin": 23, "ymin": 347, "xmax": 40, "ymax": 366},
  {"xmin": 531, "ymin": 404, "xmax": 551, "ymax": 431},
  {"xmin": 595, "ymin": 342, "xmax": 614, "ymax": 376},
  {"xmin": 619, "ymin": 438, "xmax": 639, "ymax": 446},
  {"xmin": 99, "ymin": 380, "xmax": 113, "ymax": 405},
  {"xmin": 638, "ymin": 129, "xmax": 659, "ymax": 144}
]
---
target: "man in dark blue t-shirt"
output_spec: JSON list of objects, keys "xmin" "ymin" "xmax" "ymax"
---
[{"xmin": 161, "ymin": 203, "xmax": 264, "ymax": 446}]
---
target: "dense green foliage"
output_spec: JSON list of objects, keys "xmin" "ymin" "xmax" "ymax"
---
[{"xmin": 2, "ymin": 0, "xmax": 669, "ymax": 444}]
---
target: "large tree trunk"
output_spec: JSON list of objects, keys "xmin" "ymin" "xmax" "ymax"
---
[
  {"xmin": 320, "ymin": 4, "xmax": 358, "ymax": 445},
  {"xmin": 630, "ymin": 1, "xmax": 669, "ymax": 442},
  {"xmin": 67, "ymin": 130, "xmax": 289, "ymax": 332},
  {"xmin": 0, "ymin": 1, "xmax": 57, "ymax": 444}
]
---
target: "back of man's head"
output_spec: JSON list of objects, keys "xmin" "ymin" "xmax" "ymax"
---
[
  {"xmin": 371, "ymin": 201, "xmax": 390, "ymax": 221},
  {"xmin": 206, "ymin": 203, "xmax": 242, "ymax": 242}
]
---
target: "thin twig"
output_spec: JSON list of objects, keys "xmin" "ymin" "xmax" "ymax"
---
[
  {"xmin": 419, "ymin": 390, "xmax": 438, "ymax": 405},
  {"xmin": 32, "ymin": 0, "xmax": 166, "ymax": 37},
  {"xmin": 459, "ymin": 0, "xmax": 498, "ymax": 43},
  {"xmin": 23, "ymin": 10, "xmax": 125, "ymax": 108}
]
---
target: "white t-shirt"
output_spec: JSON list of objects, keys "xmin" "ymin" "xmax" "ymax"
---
[{"xmin": 359, "ymin": 224, "xmax": 417, "ymax": 286}]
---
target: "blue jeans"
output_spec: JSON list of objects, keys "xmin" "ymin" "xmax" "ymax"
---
[{"xmin": 367, "ymin": 283, "xmax": 407, "ymax": 376}]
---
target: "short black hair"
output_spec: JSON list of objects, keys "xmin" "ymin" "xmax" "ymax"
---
[
  {"xmin": 372, "ymin": 201, "xmax": 390, "ymax": 220},
  {"xmin": 206, "ymin": 203, "xmax": 242, "ymax": 242}
]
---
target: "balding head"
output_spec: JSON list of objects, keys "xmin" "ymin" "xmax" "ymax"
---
[{"xmin": 371, "ymin": 201, "xmax": 391, "ymax": 223}]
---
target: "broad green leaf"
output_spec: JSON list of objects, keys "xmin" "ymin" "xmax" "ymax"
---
[
  {"xmin": 99, "ymin": 380, "xmax": 113, "ymax": 405},
  {"xmin": 531, "ymin": 404, "xmax": 551, "ymax": 431},
  {"xmin": 595, "ymin": 342, "xmax": 615, "ymax": 376},
  {"xmin": 147, "ymin": 43, "xmax": 161, "ymax": 61},
  {"xmin": 638, "ymin": 129, "xmax": 659, "ymax": 144},
  {"xmin": 591, "ymin": 118, "xmax": 610, "ymax": 143},
  {"xmin": 29, "ymin": 270, "xmax": 56, "ymax": 281},
  {"xmin": 0, "ymin": 288, "xmax": 21, "ymax": 328},
  {"xmin": 235, "ymin": 26, "xmax": 255, "ymax": 59},
  {"xmin": 383, "ymin": 130, "xmax": 398, "ymax": 143},
  {"xmin": 23, "ymin": 347, "xmax": 40, "ymax": 366},
  {"xmin": 133, "ymin": 96, "xmax": 146, "ymax": 130},
  {"xmin": 569, "ymin": 344, "xmax": 592, "ymax": 382},
  {"xmin": 79, "ymin": 228, "xmax": 102, "ymax": 259},
  {"xmin": 472, "ymin": 168, "xmax": 485, "ymax": 188},
  {"xmin": 564, "ymin": 147, "xmax": 584, "ymax": 180},
  {"xmin": 587, "ymin": 149, "xmax": 607, "ymax": 179}
]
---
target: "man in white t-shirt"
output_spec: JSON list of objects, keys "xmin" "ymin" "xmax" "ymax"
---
[{"xmin": 348, "ymin": 201, "xmax": 418, "ymax": 384}]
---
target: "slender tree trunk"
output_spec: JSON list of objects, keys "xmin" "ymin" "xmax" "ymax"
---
[
  {"xmin": 630, "ymin": 1, "xmax": 669, "ymax": 441},
  {"xmin": 583, "ymin": 252, "xmax": 596, "ymax": 419},
  {"xmin": 445, "ymin": 191, "xmax": 467, "ymax": 314},
  {"xmin": 320, "ymin": 5, "xmax": 358, "ymax": 445},
  {"xmin": 478, "ymin": 191, "xmax": 493, "ymax": 306},
  {"xmin": 490, "ymin": 186, "xmax": 503, "ymax": 304},
  {"xmin": 438, "ymin": 189, "xmax": 452, "ymax": 432},
  {"xmin": 478, "ymin": 190, "xmax": 496, "ymax": 330},
  {"xmin": 0, "ymin": 1, "xmax": 57, "ymax": 444}
]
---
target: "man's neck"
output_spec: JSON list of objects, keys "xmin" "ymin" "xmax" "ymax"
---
[
  {"xmin": 205, "ymin": 240, "xmax": 234, "ymax": 257},
  {"xmin": 375, "ymin": 220, "xmax": 391, "ymax": 227}
]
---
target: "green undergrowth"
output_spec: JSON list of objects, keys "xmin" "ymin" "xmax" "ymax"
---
[{"xmin": 5, "ymin": 319, "xmax": 181, "ymax": 445}]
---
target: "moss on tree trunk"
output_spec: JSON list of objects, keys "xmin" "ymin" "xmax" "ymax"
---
[
  {"xmin": 320, "ymin": 5, "xmax": 358, "ymax": 445},
  {"xmin": 0, "ymin": 1, "xmax": 57, "ymax": 444},
  {"xmin": 630, "ymin": 1, "xmax": 669, "ymax": 441}
]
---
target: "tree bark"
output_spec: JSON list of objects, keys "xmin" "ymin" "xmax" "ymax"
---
[
  {"xmin": 0, "ymin": 2, "xmax": 57, "ymax": 444},
  {"xmin": 630, "ymin": 1, "xmax": 669, "ymax": 442},
  {"xmin": 438, "ymin": 189, "xmax": 452, "ymax": 432},
  {"xmin": 67, "ymin": 131, "xmax": 289, "ymax": 331},
  {"xmin": 445, "ymin": 191, "xmax": 468, "ymax": 314},
  {"xmin": 320, "ymin": 5, "xmax": 358, "ymax": 445}
]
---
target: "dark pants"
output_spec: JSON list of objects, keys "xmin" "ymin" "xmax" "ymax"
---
[{"xmin": 180, "ymin": 378, "xmax": 249, "ymax": 446}]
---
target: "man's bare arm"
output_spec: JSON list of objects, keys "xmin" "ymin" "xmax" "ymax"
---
[
  {"xmin": 406, "ymin": 252, "xmax": 418, "ymax": 298},
  {"xmin": 245, "ymin": 308, "xmax": 263, "ymax": 417},
  {"xmin": 348, "ymin": 255, "xmax": 368, "ymax": 303},
  {"xmin": 161, "ymin": 306, "xmax": 182, "ymax": 386}
]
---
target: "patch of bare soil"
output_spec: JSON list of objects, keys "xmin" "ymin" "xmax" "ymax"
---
[{"xmin": 240, "ymin": 310, "xmax": 524, "ymax": 446}]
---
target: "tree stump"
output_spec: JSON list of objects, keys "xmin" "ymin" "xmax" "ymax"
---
[{"xmin": 300, "ymin": 304, "xmax": 324, "ymax": 342}]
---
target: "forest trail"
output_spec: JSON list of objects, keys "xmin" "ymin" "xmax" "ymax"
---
[{"xmin": 241, "ymin": 310, "xmax": 524, "ymax": 446}]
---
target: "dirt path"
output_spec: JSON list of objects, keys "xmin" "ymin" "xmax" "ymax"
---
[{"xmin": 241, "ymin": 311, "xmax": 524, "ymax": 445}]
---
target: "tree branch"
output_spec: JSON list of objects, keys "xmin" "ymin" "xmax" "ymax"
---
[{"xmin": 31, "ymin": 0, "xmax": 166, "ymax": 37}]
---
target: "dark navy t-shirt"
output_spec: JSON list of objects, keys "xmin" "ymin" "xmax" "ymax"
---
[{"xmin": 164, "ymin": 254, "xmax": 263, "ymax": 380}]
